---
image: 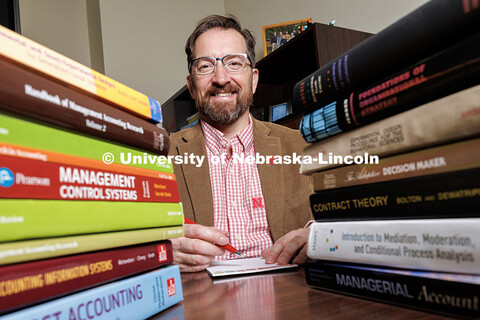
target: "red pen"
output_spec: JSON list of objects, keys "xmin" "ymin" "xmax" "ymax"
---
[{"xmin": 184, "ymin": 217, "xmax": 244, "ymax": 258}]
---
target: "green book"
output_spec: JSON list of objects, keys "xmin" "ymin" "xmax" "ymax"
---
[
  {"xmin": 0, "ymin": 199, "xmax": 183, "ymax": 242},
  {"xmin": 0, "ymin": 112, "xmax": 173, "ymax": 173},
  {"xmin": 0, "ymin": 226, "xmax": 184, "ymax": 265}
]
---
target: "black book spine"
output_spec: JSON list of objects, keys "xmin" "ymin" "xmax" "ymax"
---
[
  {"xmin": 305, "ymin": 260, "xmax": 480, "ymax": 319},
  {"xmin": 300, "ymin": 33, "xmax": 480, "ymax": 143},
  {"xmin": 310, "ymin": 168, "xmax": 480, "ymax": 221},
  {"xmin": 0, "ymin": 58, "xmax": 170, "ymax": 155},
  {"xmin": 293, "ymin": 0, "xmax": 480, "ymax": 113}
]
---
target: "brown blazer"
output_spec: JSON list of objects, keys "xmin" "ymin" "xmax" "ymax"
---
[{"xmin": 169, "ymin": 116, "xmax": 313, "ymax": 242}]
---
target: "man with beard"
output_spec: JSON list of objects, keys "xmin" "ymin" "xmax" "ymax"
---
[{"xmin": 169, "ymin": 15, "xmax": 313, "ymax": 272}]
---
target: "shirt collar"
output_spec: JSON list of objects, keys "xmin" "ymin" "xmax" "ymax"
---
[{"xmin": 201, "ymin": 115, "xmax": 254, "ymax": 154}]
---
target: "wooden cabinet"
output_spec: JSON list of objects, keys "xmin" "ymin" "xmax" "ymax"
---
[{"xmin": 162, "ymin": 23, "xmax": 372, "ymax": 132}]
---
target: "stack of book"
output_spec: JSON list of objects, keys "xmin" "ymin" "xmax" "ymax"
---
[
  {"xmin": 292, "ymin": 0, "xmax": 480, "ymax": 318},
  {"xmin": 0, "ymin": 25, "xmax": 184, "ymax": 318}
]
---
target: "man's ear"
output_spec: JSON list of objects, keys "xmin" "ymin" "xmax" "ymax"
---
[
  {"xmin": 186, "ymin": 74, "xmax": 195, "ymax": 99},
  {"xmin": 251, "ymin": 68, "xmax": 259, "ymax": 94}
]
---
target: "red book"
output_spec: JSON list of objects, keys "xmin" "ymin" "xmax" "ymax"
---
[
  {"xmin": 0, "ymin": 154, "xmax": 180, "ymax": 202},
  {"xmin": 0, "ymin": 241, "xmax": 173, "ymax": 314}
]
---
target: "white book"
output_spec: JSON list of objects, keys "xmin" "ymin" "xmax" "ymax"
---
[
  {"xmin": 300, "ymin": 85, "xmax": 480, "ymax": 175},
  {"xmin": 307, "ymin": 218, "xmax": 480, "ymax": 274}
]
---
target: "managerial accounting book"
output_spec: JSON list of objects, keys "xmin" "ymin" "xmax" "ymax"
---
[
  {"xmin": 0, "ymin": 242, "xmax": 173, "ymax": 314},
  {"xmin": 307, "ymin": 218, "xmax": 480, "ymax": 274},
  {"xmin": 0, "ymin": 265, "xmax": 183, "ymax": 320},
  {"xmin": 305, "ymin": 261, "xmax": 480, "ymax": 319}
]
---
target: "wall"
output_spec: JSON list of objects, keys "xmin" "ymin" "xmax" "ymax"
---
[
  {"xmin": 18, "ymin": 0, "xmax": 430, "ymax": 108},
  {"xmin": 98, "ymin": 0, "xmax": 224, "ymax": 104},
  {"xmin": 19, "ymin": 0, "xmax": 92, "ymax": 67},
  {"xmin": 224, "ymin": 0, "xmax": 430, "ymax": 61}
]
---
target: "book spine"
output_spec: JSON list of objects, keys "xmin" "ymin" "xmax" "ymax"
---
[
  {"xmin": 0, "ymin": 226, "xmax": 184, "ymax": 265},
  {"xmin": 310, "ymin": 167, "xmax": 480, "ymax": 220},
  {"xmin": 0, "ymin": 112, "xmax": 173, "ymax": 173},
  {"xmin": 1, "ymin": 265, "xmax": 183, "ymax": 320},
  {"xmin": 305, "ymin": 261, "xmax": 480, "ymax": 319},
  {"xmin": 293, "ymin": 0, "xmax": 480, "ymax": 112},
  {"xmin": 0, "ymin": 25, "xmax": 163, "ymax": 123},
  {"xmin": 307, "ymin": 218, "xmax": 480, "ymax": 274},
  {"xmin": 0, "ymin": 142, "xmax": 176, "ymax": 180},
  {"xmin": 0, "ymin": 155, "xmax": 180, "ymax": 203},
  {"xmin": 300, "ymin": 84, "xmax": 480, "ymax": 175},
  {"xmin": 0, "ymin": 199, "xmax": 183, "ymax": 242},
  {"xmin": 312, "ymin": 137, "xmax": 480, "ymax": 191},
  {"xmin": 0, "ymin": 58, "xmax": 169, "ymax": 154},
  {"xmin": 0, "ymin": 241, "xmax": 173, "ymax": 314},
  {"xmin": 300, "ymin": 33, "xmax": 480, "ymax": 142}
]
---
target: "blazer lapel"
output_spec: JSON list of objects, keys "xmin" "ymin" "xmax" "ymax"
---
[
  {"xmin": 252, "ymin": 118, "xmax": 285, "ymax": 241},
  {"xmin": 176, "ymin": 124, "xmax": 214, "ymax": 226}
]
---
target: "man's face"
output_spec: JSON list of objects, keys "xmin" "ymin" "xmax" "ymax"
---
[{"xmin": 187, "ymin": 28, "xmax": 259, "ymax": 126}]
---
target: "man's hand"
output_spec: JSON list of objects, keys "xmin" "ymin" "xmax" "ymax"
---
[
  {"xmin": 261, "ymin": 228, "xmax": 309, "ymax": 265},
  {"xmin": 171, "ymin": 224, "xmax": 229, "ymax": 272}
]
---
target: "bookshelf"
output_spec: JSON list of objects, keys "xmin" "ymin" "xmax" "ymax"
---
[{"xmin": 162, "ymin": 23, "xmax": 372, "ymax": 132}]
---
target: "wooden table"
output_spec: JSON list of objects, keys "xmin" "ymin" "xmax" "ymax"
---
[{"xmin": 150, "ymin": 267, "xmax": 453, "ymax": 320}]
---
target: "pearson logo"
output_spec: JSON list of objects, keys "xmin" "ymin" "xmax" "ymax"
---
[{"xmin": 0, "ymin": 167, "xmax": 14, "ymax": 188}]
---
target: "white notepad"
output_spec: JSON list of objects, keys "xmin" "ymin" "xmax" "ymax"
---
[{"xmin": 206, "ymin": 257, "xmax": 298, "ymax": 277}]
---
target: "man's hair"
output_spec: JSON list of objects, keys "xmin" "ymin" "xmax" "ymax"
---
[{"xmin": 185, "ymin": 15, "xmax": 256, "ymax": 72}]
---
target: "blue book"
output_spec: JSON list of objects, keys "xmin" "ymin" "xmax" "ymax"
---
[{"xmin": 1, "ymin": 265, "xmax": 183, "ymax": 319}]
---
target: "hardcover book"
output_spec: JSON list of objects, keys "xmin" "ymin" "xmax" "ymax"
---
[
  {"xmin": 305, "ymin": 260, "xmax": 480, "ymax": 319},
  {"xmin": 0, "ymin": 265, "xmax": 183, "ymax": 320},
  {"xmin": 0, "ymin": 226, "xmax": 184, "ymax": 265},
  {"xmin": 0, "ymin": 58, "xmax": 169, "ymax": 154},
  {"xmin": 307, "ymin": 218, "xmax": 480, "ymax": 274},
  {"xmin": 292, "ymin": 0, "xmax": 480, "ymax": 113},
  {"xmin": 0, "ymin": 25, "xmax": 163, "ymax": 123},
  {"xmin": 0, "ymin": 112, "xmax": 173, "ymax": 173},
  {"xmin": 0, "ymin": 241, "xmax": 173, "ymax": 314},
  {"xmin": 310, "ymin": 167, "xmax": 480, "ymax": 221},
  {"xmin": 0, "ymin": 155, "xmax": 180, "ymax": 203},
  {"xmin": 311, "ymin": 137, "xmax": 480, "ymax": 191},
  {"xmin": 0, "ymin": 199, "xmax": 183, "ymax": 242},
  {"xmin": 299, "ymin": 32, "xmax": 480, "ymax": 143},
  {"xmin": 300, "ymin": 84, "xmax": 480, "ymax": 175}
]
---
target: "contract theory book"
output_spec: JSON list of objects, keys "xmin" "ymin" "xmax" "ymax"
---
[
  {"xmin": 307, "ymin": 218, "xmax": 480, "ymax": 274},
  {"xmin": 0, "ymin": 242, "xmax": 173, "ymax": 314},
  {"xmin": 309, "ymin": 167, "xmax": 480, "ymax": 221},
  {"xmin": 0, "ymin": 265, "xmax": 183, "ymax": 320}
]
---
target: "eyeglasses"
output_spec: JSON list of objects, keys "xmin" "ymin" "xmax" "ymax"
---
[{"xmin": 190, "ymin": 53, "xmax": 251, "ymax": 75}]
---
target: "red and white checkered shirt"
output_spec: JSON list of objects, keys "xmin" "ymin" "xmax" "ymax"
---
[{"xmin": 201, "ymin": 117, "xmax": 273, "ymax": 260}]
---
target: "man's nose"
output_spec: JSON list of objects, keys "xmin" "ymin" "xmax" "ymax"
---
[{"xmin": 211, "ymin": 62, "xmax": 230, "ymax": 86}]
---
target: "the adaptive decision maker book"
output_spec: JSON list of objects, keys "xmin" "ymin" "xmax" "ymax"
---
[
  {"xmin": 0, "ymin": 242, "xmax": 174, "ymax": 315},
  {"xmin": 0, "ymin": 25, "xmax": 163, "ymax": 123}
]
